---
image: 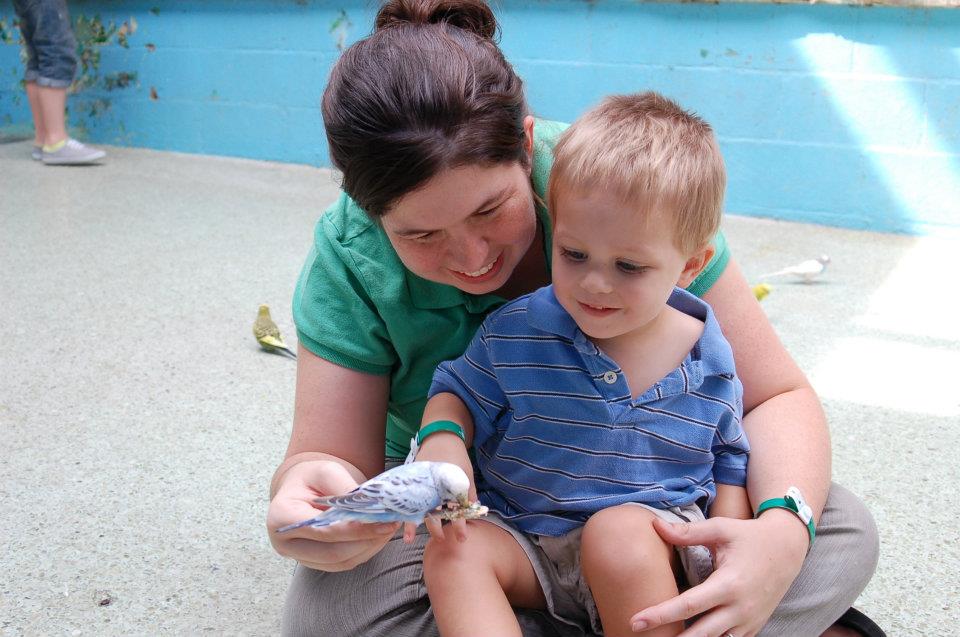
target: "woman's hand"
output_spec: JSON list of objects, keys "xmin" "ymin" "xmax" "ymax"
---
[
  {"xmin": 630, "ymin": 512, "xmax": 809, "ymax": 637},
  {"xmin": 267, "ymin": 459, "xmax": 401, "ymax": 572}
]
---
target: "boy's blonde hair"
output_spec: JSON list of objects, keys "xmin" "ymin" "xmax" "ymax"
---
[{"xmin": 548, "ymin": 92, "xmax": 726, "ymax": 254}]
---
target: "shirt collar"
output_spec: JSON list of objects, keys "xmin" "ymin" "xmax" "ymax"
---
[
  {"xmin": 405, "ymin": 272, "xmax": 506, "ymax": 314},
  {"xmin": 668, "ymin": 287, "xmax": 737, "ymax": 379},
  {"xmin": 526, "ymin": 285, "xmax": 600, "ymax": 355},
  {"xmin": 526, "ymin": 285, "xmax": 736, "ymax": 378}
]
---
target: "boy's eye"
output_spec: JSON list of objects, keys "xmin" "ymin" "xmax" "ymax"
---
[
  {"xmin": 617, "ymin": 261, "xmax": 647, "ymax": 274},
  {"xmin": 410, "ymin": 231, "xmax": 436, "ymax": 242},
  {"xmin": 475, "ymin": 207, "xmax": 498, "ymax": 218},
  {"xmin": 560, "ymin": 247, "xmax": 587, "ymax": 262}
]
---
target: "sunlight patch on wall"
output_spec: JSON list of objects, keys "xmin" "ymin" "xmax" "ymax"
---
[{"xmin": 796, "ymin": 34, "xmax": 960, "ymax": 235}]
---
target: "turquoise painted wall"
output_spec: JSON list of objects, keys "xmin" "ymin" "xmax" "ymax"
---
[{"xmin": 2, "ymin": 0, "xmax": 958, "ymax": 236}]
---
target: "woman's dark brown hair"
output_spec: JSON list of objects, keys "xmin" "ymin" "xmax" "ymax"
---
[{"xmin": 321, "ymin": 0, "xmax": 529, "ymax": 216}]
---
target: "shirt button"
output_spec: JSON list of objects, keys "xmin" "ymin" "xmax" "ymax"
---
[{"xmin": 603, "ymin": 371, "xmax": 617, "ymax": 384}]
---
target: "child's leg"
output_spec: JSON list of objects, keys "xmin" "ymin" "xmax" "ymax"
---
[
  {"xmin": 423, "ymin": 519, "xmax": 546, "ymax": 637},
  {"xmin": 581, "ymin": 505, "xmax": 682, "ymax": 637},
  {"xmin": 36, "ymin": 85, "xmax": 68, "ymax": 147},
  {"xmin": 25, "ymin": 82, "xmax": 46, "ymax": 146}
]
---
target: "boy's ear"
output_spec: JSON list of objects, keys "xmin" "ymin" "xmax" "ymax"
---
[{"xmin": 677, "ymin": 243, "xmax": 715, "ymax": 288}]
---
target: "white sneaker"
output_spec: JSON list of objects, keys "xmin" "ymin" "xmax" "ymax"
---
[
  {"xmin": 42, "ymin": 138, "xmax": 106, "ymax": 165},
  {"xmin": 32, "ymin": 145, "xmax": 42, "ymax": 161}
]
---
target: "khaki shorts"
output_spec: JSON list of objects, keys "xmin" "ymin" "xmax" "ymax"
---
[{"xmin": 483, "ymin": 503, "xmax": 713, "ymax": 635}]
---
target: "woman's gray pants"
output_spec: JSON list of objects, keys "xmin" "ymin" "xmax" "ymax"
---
[{"xmin": 280, "ymin": 483, "xmax": 879, "ymax": 637}]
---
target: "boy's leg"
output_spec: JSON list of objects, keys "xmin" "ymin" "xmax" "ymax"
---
[
  {"xmin": 280, "ymin": 522, "xmax": 562, "ymax": 637},
  {"xmin": 30, "ymin": 0, "xmax": 74, "ymax": 148},
  {"xmin": 581, "ymin": 505, "xmax": 682, "ymax": 637},
  {"xmin": 36, "ymin": 85, "xmax": 68, "ymax": 146},
  {"xmin": 13, "ymin": 1, "xmax": 43, "ymax": 146},
  {"xmin": 25, "ymin": 82, "xmax": 47, "ymax": 147},
  {"xmin": 424, "ymin": 519, "xmax": 547, "ymax": 637}
]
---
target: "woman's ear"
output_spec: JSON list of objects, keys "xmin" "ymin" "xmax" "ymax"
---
[
  {"xmin": 677, "ymin": 243, "xmax": 716, "ymax": 288},
  {"xmin": 523, "ymin": 115, "xmax": 535, "ymax": 157}
]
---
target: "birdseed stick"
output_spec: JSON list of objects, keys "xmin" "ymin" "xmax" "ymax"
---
[{"xmin": 437, "ymin": 501, "xmax": 489, "ymax": 521}]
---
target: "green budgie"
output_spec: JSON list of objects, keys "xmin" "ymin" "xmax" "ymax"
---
[{"xmin": 253, "ymin": 304, "xmax": 297, "ymax": 359}]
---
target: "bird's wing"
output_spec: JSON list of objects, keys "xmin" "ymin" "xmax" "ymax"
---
[
  {"xmin": 314, "ymin": 465, "xmax": 439, "ymax": 517},
  {"xmin": 258, "ymin": 334, "xmax": 289, "ymax": 349},
  {"xmin": 761, "ymin": 260, "xmax": 820, "ymax": 278},
  {"xmin": 790, "ymin": 259, "xmax": 823, "ymax": 275},
  {"xmin": 253, "ymin": 318, "xmax": 281, "ymax": 340}
]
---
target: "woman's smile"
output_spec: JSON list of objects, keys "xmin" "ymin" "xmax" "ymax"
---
[{"xmin": 449, "ymin": 253, "xmax": 504, "ymax": 284}]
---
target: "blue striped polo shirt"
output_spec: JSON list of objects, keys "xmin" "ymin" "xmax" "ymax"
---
[{"xmin": 429, "ymin": 285, "xmax": 749, "ymax": 536}]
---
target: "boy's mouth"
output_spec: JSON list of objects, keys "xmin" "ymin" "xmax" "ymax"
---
[{"xmin": 578, "ymin": 301, "xmax": 618, "ymax": 317}]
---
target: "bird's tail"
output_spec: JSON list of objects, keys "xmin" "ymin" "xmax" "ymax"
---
[
  {"xmin": 276, "ymin": 514, "xmax": 333, "ymax": 533},
  {"xmin": 759, "ymin": 268, "xmax": 789, "ymax": 279},
  {"xmin": 278, "ymin": 345, "xmax": 297, "ymax": 360}
]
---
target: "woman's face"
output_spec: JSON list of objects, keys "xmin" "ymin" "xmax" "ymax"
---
[{"xmin": 379, "ymin": 161, "xmax": 538, "ymax": 295}]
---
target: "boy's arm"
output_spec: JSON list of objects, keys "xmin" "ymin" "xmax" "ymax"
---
[
  {"xmin": 414, "ymin": 391, "xmax": 477, "ymax": 501},
  {"xmin": 710, "ymin": 484, "xmax": 752, "ymax": 520},
  {"xmin": 709, "ymin": 374, "xmax": 751, "ymax": 520}
]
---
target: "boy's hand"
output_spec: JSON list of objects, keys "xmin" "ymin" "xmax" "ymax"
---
[{"xmin": 402, "ymin": 514, "xmax": 468, "ymax": 544}]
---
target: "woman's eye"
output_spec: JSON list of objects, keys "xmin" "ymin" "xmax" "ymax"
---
[
  {"xmin": 476, "ymin": 207, "xmax": 498, "ymax": 218},
  {"xmin": 411, "ymin": 232, "xmax": 436, "ymax": 242},
  {"xmin": 560, "ymin": 248, "xmax": 587, "ymax": 262},
  {"xmin": 617, "ymin": 261, "xmax": 646, "ymax": 274}
]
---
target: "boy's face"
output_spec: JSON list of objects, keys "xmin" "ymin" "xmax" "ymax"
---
[{"xmin": 551, "ymin": 185, "xmax": 704, "ymax": 345}]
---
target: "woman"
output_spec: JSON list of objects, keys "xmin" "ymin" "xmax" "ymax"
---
[{"xmin": 266, "ymin": 2, "xmax": 880, "ymax": 636}]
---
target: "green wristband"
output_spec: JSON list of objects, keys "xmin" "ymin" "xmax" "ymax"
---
[
  {"xmin": 755, "ymin": 486, "xmax": 816, "ymax": 549},
  {"xmin": 416, "ymin": 420, "xmax": 466, "ymax": 445}
]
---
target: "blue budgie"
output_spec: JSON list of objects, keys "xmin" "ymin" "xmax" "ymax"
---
[{"xmin": 277, "ymin": 461, "xmax": 472, "ymax": 532}]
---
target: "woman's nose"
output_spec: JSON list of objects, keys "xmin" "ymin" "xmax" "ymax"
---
[{"xmin": 450, "ymin": 232, "xmax": 489, "ymax": 271}]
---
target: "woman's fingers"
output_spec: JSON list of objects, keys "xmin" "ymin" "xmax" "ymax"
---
[
  {"xmin": 306, "ymin": 520, "xmax": 400, "ymax": 542},
  {"xmin": 649, "ymin": 516, "xmax": 732, "ymax": 548},
  {"xmin": 630, "ymin": 579, "xmax": 723, "ymax": 632},
  {"xmin": 280, "ymin": 525, "xmax": 397, "ymax": 571},
  {"xmin": 306, "ymin": 460, "xmax": 364, "ymax": 496},
  {"xmin": 676, "ymin": 613, "xmax": 752, "ymax": 637}
]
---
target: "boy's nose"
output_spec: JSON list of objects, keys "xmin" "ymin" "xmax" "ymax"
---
[{"xmin": 580, "ymin": 269, "xmax": 612, "ymax": 294}]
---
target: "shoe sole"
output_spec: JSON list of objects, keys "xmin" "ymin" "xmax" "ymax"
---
[
  {"xmin": 42, "ymin": 153, "xmax": 106, "ymax": 165},
  {"xmin": 837, "ymin": 607, "xmax": 886, "ymax": 637}
]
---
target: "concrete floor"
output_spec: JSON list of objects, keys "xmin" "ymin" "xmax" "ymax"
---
[{"xmin": 1, "ymin": 141, "xmax": 957, "ymax": 635}]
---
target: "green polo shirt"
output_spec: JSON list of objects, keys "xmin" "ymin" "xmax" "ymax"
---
[{"xmin": 293, "ymin": 119, "xmax": 730, "ymax": 459}]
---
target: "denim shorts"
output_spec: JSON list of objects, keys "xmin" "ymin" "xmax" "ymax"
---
[{"xmin": 13, "ymin": 0, "xmax": 77, "ymax": 88}]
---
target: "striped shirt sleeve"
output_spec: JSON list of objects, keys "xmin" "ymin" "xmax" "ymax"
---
[
  {"xmin": 429, "ymin": 322, "xmax": 507, "ymax": 449},
  {"xmin": 711, "ymin": 380, "xmax": 749, "ymax": 487}
]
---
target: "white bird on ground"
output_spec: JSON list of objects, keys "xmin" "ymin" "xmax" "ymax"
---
[{"xmin": 761, "ymin": 255, "xmax": 831, "ymax": 283}]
